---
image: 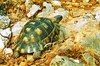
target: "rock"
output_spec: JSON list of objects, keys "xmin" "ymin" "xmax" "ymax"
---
[
  {"xmin": 94, "ymin": 7, "xmax": 100, "ymax": 22},
  {"xmin": 83, "ymin": 0, "xmax": 90, "ymax": 2},
  {"xmin": 51, "ymin": 1, "xmax": 61, "ymax": 6},
  {"xmin": 0, "ymin": 15, "xmax": 10, "ymax": 28},
  {"xmin": 0, "ymin": 28, "xmax": 11, "ymax": 37},
  {"xmin": 50, "ymin": 55, "xmax": 84, "ymax": 66},
  {"xmin": 27, "ymin": 55, "xmax": 33, "ymax": 60},
  {"xmin": 95, "ymin": 10, "xmax": 100, "ymax": 22},
  {"xmin": 0, "ymin": 37, "xmax": 4, "ymax": 51},
  {"xmin": 74, "ymin": 17, "xmax": 88, "ymax": 31},
  {"xmin": 37, "ymin": 2, "xmax": 54, "ymax": 17},
  {"xmin": 4, "ymin": 48, "xmax": 13, "ymax": 55},
  {"xmin": 53, "ymin": 8, "xmax": 69, "ymax": 18},
  {"xmin": 27, "ymin": 4, "xmax": 41, "ymax": 17},
  {"xmin": 3, "ymin": 48, "xmax": 13, "ymax": 60},
  {"xmin": 37, "ymin": 3, "xmax": 68, "ymax": 18},
  {"xmin": 95, "ymin": 12, "xmax": 100, "ymax": 22},
  {"xmin": 74, "ymin": 59, "xmax": 80, "ymax": 63},
  {"xmin": 0, "ymin": 28, "xmax": 11, "ymax": 50},
  {"xmin": 50, "ymin": 55, "xmax": 68, "ymax": 66},
  {"xmin": 12, "ymin": 21, "xmax": 27, "ymax": 36}
]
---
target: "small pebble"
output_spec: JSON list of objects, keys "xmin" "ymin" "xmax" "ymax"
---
[
  {"xmin": 51, "ymin": 1, "xmax": 61, "ymax": 6},
  {"xmin": 0, "ymin": 28, "xmax": 11, "ymax": 37},
  {"xmin": 4, "ymin": 48, "xmax": 13, "ymax": 55},
  {"xmin": 0, "ymin": 38, "xmax": 4, "ymax": 50},
  {"xmin": 12, "ymin": 22, "xmax": 27, "ymax": 36},
  {"xmin": 0, "ymin": 15, "xmax": 10, "ymax": 28},
  {"xmin": 27, "ymin": 55, "xmax": 33, "ymax": 60},
  {"xmin": 19, "ymin": 62, "xmax": 27, "ymax": 66},
  {"xmin": 83, "ymin": 0, "xmax": 90, "ymax": 2},
  {"xmin": 74, "ymin": 59, "xmax": 80, "ymax": 63},
  {"xmin": 27, "ymin": 4, "xmax": 41, "ymax": 17},
  {"xmin": 95, "ymin": 11, "xmax": 100, "ymax": 22},
  {"xmin": 53, "ymin": 8, "xmax": 69, "ymax": 18}
]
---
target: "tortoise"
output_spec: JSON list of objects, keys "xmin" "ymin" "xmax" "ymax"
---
[{"xmin": 13, "ymin": 15, "xmax": 63, "ymax": 59}]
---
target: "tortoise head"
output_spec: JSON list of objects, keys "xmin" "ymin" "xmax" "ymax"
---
[{"xmin": 54, "ymin": 15, "xmax": 63, "ymax": 23}]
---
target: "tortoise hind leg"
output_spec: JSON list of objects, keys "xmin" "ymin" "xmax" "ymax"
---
[
  {"xmin": 32, "ymin": 42, "xmax": 45, "ymax": 60},
  {"xmin": 33, "ymin": 51, "xmax": 41, "ymax": 60},
  {"xmin": 13, "ymin": 51, "xmax": 20, "ymax": 58}
]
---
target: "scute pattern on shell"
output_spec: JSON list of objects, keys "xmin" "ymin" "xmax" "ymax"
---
[{"xmin": 14, "ymin": 17, "xmax": 57, "ymax": 53}]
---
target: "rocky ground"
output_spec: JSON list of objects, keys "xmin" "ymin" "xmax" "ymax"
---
[{"xmin": 0, "ymin": 0, "xmax": 100, "ymax": 66}]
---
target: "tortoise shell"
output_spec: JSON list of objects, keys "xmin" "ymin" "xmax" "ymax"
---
[{"xmin": 14, "ymin": 15, "xmax": 62, "ymax": 54}]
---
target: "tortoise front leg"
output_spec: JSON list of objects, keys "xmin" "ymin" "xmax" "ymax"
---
[{"xmin": 58, "ymin": 26, "xmax": 67, "ymax": 42}]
